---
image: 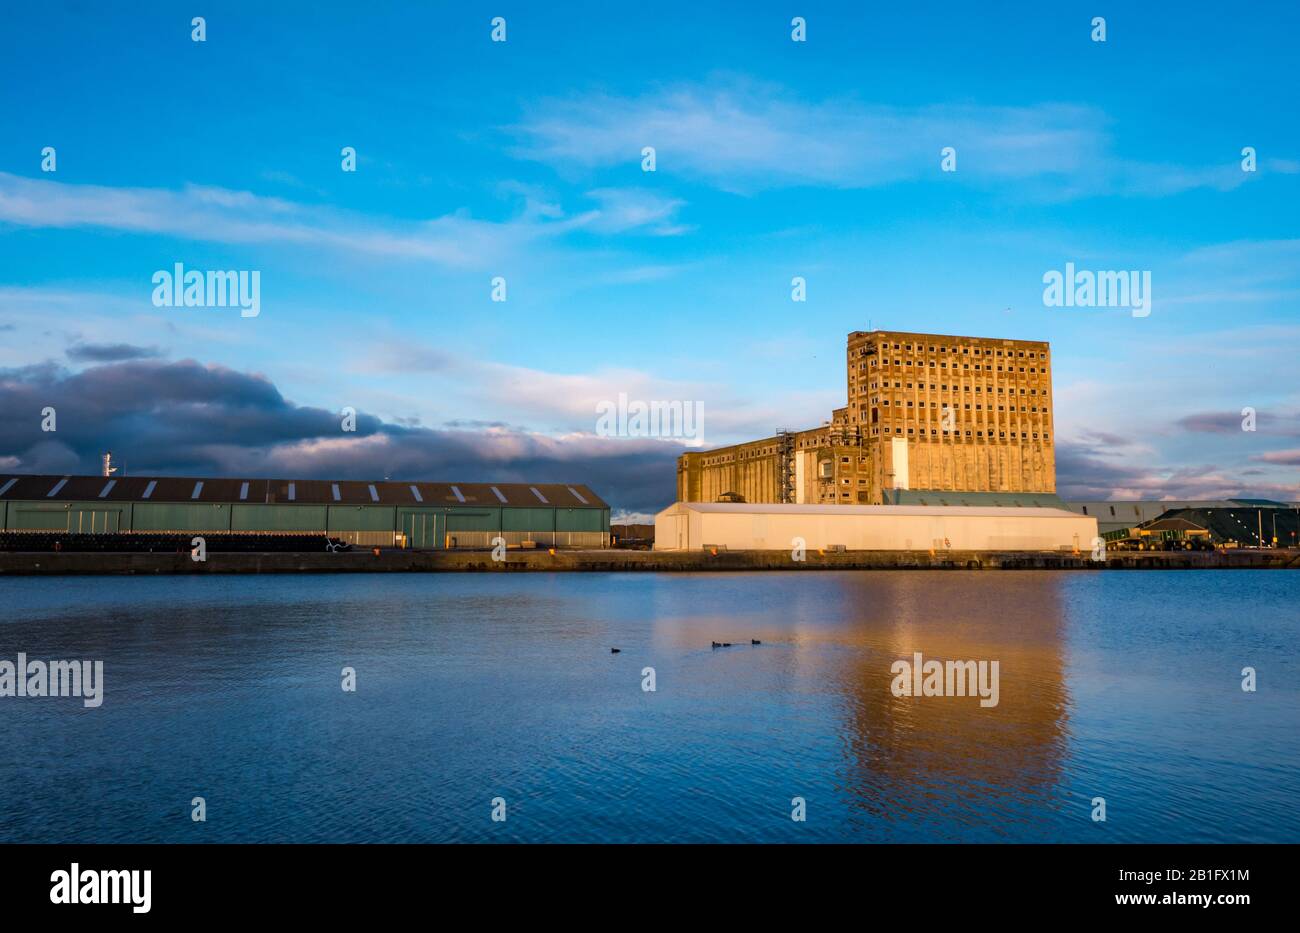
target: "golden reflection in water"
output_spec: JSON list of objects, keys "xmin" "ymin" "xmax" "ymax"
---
[
  {"xmin": 650, "ymin": 572, "xmax": 1071, "ymax": 835},
  {"xmin": 828, "ymin": 573, "xmax": 1070, "ymax": 832}
]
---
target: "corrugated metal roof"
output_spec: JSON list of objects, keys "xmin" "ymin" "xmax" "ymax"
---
[{"xmin": 0, "ymin": 473, "xmax": 608, "ymax": 509}]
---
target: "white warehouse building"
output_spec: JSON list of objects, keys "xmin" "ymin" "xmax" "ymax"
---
[{"xmin": 654, "ymin": 502, "xmax": 1099, "ymax": 552}]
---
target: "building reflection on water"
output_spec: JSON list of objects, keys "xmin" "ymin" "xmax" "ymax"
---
[
  {"xmin": 649, "ymin": 571, "xmax": 1073, "ymax": 838},
  {"xmin": 825, "ymin": 573, "xmax": 1071, "ymax": 837}
]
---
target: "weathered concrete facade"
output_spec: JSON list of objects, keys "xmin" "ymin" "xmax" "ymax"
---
[{"xmin": 677, "ymin": 330, "xmax": 1056, "ymax": 505}]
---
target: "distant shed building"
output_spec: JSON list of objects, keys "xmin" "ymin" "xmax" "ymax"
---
[
  {"xmin": 0, "ymin": 474, "xmax": 609, "ymax": 549},
  {"xmin": 654, "ymin": 502, "xmax": 1097, "ymax": 552}
]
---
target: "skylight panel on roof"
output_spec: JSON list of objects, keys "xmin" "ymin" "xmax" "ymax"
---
[
  {"xmin": 490, "ymin": 486, "xmax": 507, "ymax": 504},
  {"xmin": 567, "ymin": 486, "xmax": 588, "ymax": 505},
  {"xmin": 530, "ymin": 486, "xmax": 548, "ymax": 504},
  {"xmin": 450, "ymin": 485, "xmax": 466, "ymax": 503},
  {"xmin": 410, "ymin": 485, "xmax": 423, "ymax": 503},
  {"xmin": 99, "ymin": 480, "xmax": 117, "ymax": 498},
  {"xmin": 142, "ymin": 481, "xmax": 157, "ymax": 499},
  {"xmin": 47, "ymin": 477, "xmax": 69, "ymax": 497},
  {"xmin": 191, "ymin": 481, "xmax": 204, "ymax": 500}
]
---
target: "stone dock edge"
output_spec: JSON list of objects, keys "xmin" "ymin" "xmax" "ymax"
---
[{"xmin": 2, "ymin": 548, "xmax": 1298, "ymax": 574}]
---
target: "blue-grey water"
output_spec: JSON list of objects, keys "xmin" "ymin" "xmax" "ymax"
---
[{"xmin": 0, "ymin": 571, "xmax": 1296, "ymax": 843}]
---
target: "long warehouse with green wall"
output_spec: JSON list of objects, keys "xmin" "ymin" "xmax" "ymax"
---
[{"xmin": 0, "ymin": 474, "xmax": 610, "ymax": 549}]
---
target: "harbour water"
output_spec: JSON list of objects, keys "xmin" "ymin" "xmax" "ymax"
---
[{"xmin": 1, "ymin": 571, "xmax": 1296, "ymax": 843}]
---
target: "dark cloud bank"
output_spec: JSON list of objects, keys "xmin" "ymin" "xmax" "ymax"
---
[
  {"xmin": 65, "ymin": 342, "xmax": 163, "ymax": 363},
  {"xmin": 0, "ymin": 358, "xmax": 680, "ymax": 516}
]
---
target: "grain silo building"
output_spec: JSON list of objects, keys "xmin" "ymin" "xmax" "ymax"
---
[{"xmin": 677, "ymin": 329, "xmax": 1057, "ymax": 507}]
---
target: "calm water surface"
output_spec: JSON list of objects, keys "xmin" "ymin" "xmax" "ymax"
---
[{"xmin": 1, "ymin": 571, "xmax": 1296, "ymax": 843}]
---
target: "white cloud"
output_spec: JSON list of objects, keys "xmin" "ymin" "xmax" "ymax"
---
[
  {"xmin": 0, "ymin": 173, "xmax": 688, "ymax": 268},
  {"xmin": 579, "ymin": 188, "xmax": 689, "ymax": 235},
  {"xmin": 512, "ymin": 75, "xmax": 1249, "ymax": 198},
  {"xmin": 348, "ymin": 335, "xmax": 831, "ymax": 445}
]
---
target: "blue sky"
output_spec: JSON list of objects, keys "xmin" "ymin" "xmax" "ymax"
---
[{"xmin": 1, "ymin": 1, "xmax": 1297, "ymax": 515}]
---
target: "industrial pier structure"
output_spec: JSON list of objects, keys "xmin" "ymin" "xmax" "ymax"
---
[
  {"xmin": 0, "ymin": 474, "xmax": 610, "ymax": 549},
  {"xmin": 676, "ymin": 330, "xmax": 1056, "ymax": 506}
]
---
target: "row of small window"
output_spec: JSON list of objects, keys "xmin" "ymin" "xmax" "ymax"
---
[
  {"xmin": 856, "ymin": 411, "xmax": 1049, "ymax": 429},
  {"xmin": 863, "ymin": 388, "xmax": 1047, "ymax": 400},
  {"xmin": 869, "ymin": 401, "xmax": 1048, "ymax": 414},
  {"xmin": 701, "ymin": 446, "xmax": 779, "ymax": 465},
  {"xmin": 798, "ymin": 436, "xmax": 854, "ymax": 448},
  {"xmin": 870, "ymin": 427, "xmax": 1050, "ymax": 439},
  {"xmin": 860, "ymin": 381, "xmax": 1048, "ymax": 395},
  {"xmin": 878, "ymin": 400, "xmax": 1049, "ymax": 414},
  {"xmin": 864, "ymin": 359, "xmax": 1045, "ymax": 374},
  {"xmin": 857, "ymin": 343, "xmax": 1048, "ymax": 359}
]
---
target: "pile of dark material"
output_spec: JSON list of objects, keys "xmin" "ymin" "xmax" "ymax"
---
[
  {"xmin": 1158, "ymin": 508, "xmax": 1300, "ymax": 548},
  {"xmin": 0, "ymin": 533, "xmax": 351, "ymax": 553}
]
